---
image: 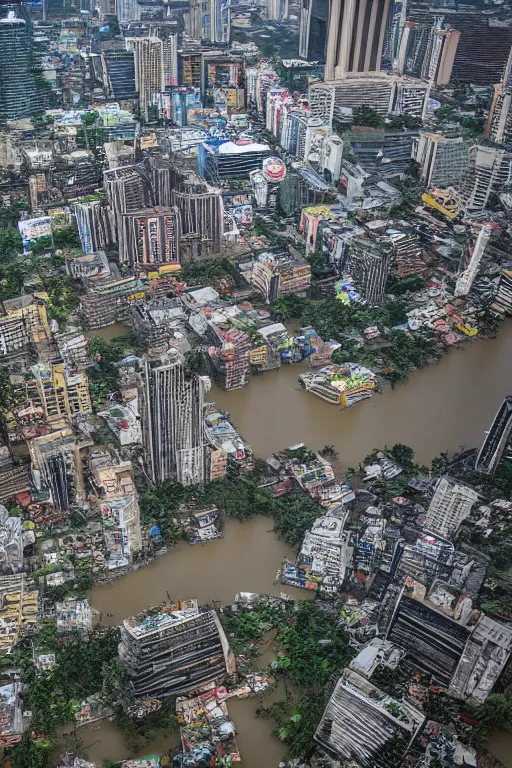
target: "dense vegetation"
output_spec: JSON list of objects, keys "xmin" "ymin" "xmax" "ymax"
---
[
  {"xmin": 87, "ymin": 333, "xmax": 141, "ymax": 409},
  {"xmin": 11, "ymin": 626, "xmax": 119, "ymax": 768},
  {"xmin": 222, "ymin": 600, "xmax": 353, "ymax": 759},
  {"xmin": 272, "ymin": 294, "xmax": 441, "ymax": 385},
  {"xmin": 139, "ymin": 462, "xmax": 323, "ymax": 548}
]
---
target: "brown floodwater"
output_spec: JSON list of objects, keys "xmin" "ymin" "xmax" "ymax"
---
[
  {"xmin": 92, "ymin": 517, "xmax": 311, "ymax": 625},
  {"xmin": 86, "ymin": 322, "xmax": 131, "ymax": 341},
  {"xmin": 210, "ymin": 320, "xmax": 512, "ymax": 468},
  {"xmin": 89, "ymin": 321, "xmax": 512, "ymax": 767}
]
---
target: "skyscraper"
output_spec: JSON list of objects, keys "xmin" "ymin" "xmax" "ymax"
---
[
  {"xmin": 0, "ymin": 3, "xmax": 48, "ymax": 121},
  {"xmin": 150, "ymin": 21, "xmax": 179, "ymax": 86},
  {"xmin": 74, "ymin": 199, "xmax": 116, "ymax": 254},
  {"xmin": 475, "ymin": 396, "xmax": 512, "ymax": 476},
  {"xmin": 299, "ymin": 0, "xmax": 329, "ymax": 60},
  {"xmin": 123, "ymin": 206, "xmax": 181, "ymax": 266},
  {"xmin": 101, "ymin": 49, "xmax": 137, "ymax": 100},
  {"xmin": 116, "ymin": 0, "xmax": 141, "ymax": 22},
  {"xmin": 267, "ymin": 0, "xmax": 288, "ymax": 22},
  {"xmin": 424, "ymin": 476, "xmax": 479, "ymax": 538},
  {"xmin": 127, "ymin": 37, "xmax": 164, "ymax": 120},
  {"xmin": 172, "ymin": 182, "xmax": 223, "ymax": 258},
  {"xmin": 104, "ymin": 164, "xmax": 154, "ymax": 262},
  {"xmin": 324, "ymin": 0, "xmax": 392, "ymax": 81},
  {"xmin": 141, "ymin": 349, "xmax": 208, "ymax": 486}
]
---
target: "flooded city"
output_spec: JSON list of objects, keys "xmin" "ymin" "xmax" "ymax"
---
[{"xmin": 87, "ymin": 322, "xmax": 512, "ymax": 768}]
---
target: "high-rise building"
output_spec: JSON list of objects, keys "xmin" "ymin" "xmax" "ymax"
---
[
  {"xmin": 28, "ymin": 427, "xmax": 87, "ymax": 514},
  {"xmin": 118, "ymin": 601, "xmax": 236, "ymax": 701},
  {"xmin": 123, "ymin": 206, "xmax": 180, "ymax": 266},
  {"xmin": 74, "ymin": 199, "xmax": 116, "ymax": 254},
  {"xmin": 0, "ymin": 3, "xmax": 48, "ymax": 121},
  {"xmin": 101, "ymin": 49, "xmax": 137, "ymax": 100},
  {"xmin": 399, "ymin": 23, "xmax": 460, "ymax": 86},
  {"xmin": 404, "ymin": 6, "xmax": 512, "ymax": 87},
  {"xmin": 209, "ymin": 0, "xmax": 231, "ymax": 43},
  {"xmin": 150, "ymin": 21, "xmax": 179, "ymax": 86},
  {"xmin": 309, "ymin": 74, "xmax": 429, "ymax": 125},
  {"xmin": 267, "ymin": 0, "xmax": 288, "ymax": 21},
  {"xmin": 458, "ymin": 144, "xmax": 512, "ymax": 215},
  {"xmin": 475, "ymin": 396, "xmax": 512, "ymax": 476},
  {"xmin": 324, "ymin": 0, "xmax": 392, "ymax": 81},
  {"xmin": 424, "ymin": 476, "xmax": 479, "ymax": 539},
  {"xmin": 127, "ymin": 36, "xmax": 164, "ymax": 120},
  {"xmin": 104, "ymin": 164, "xmax": 154, "ymax": 262},
  {"xmin": 299, "ymin": 0, "xmax": 329, "ymax": 60},
  {"xmin": 188, "ymin": 0, "xmax": 230, "ymax": 42},
  {"xmin": 116, "ymin": 0, "xmax": 141, "ymax": 22},
  {"xmin": 141, "ymin": 349, "xmax": 208, "ymax": 486},
  {"xmin": 486, "ymin": 84, "xmax": 512, "ymax": 148},
  {"xmin": 345, "ymin": 238, "xmax": 390, "ymax": 305},
  {"xmin": 172, "ymin": 182, "xmax": 223, "ymax": 258},
  {"xmin": 415, "ymin": 132, "xmax": 468, "ymax": 190}
]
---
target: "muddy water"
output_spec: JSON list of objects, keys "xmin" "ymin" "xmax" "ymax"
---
[
  {"xmin": 210, "ymin": 320, "xmax": 512, "ymax": 468},
  {"xmin": 86, "ymin": 322, "xmax": 131, "ymax": 341},
  {"xmin": 88, "ymin": 321, "xmax": 512, "ymax": 766},
  {"xmin": 92, "ymin": 517, "xmax": 311, "ymax": 625},
  {"xmin": 487, "ymin": 731, "xmax": 512, "ymax": 767}
]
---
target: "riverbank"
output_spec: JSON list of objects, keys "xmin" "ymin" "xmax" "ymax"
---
[
  {"xmin": 91, "ymin": 516, "xmax": 313, "ymax": 625},
  {"xmin": 209, "ymin": 318, "xmax": 512, "ymax": 467}
]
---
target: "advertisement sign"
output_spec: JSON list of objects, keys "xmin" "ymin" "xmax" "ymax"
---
[{"xmin": 18, "ymin": 217, "xmax": 52, "ymax": 253}]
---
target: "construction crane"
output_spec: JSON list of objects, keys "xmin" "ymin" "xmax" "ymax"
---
[{"xmin": 454, "ymin": 222, "xmax": 493, "ymax": 297}]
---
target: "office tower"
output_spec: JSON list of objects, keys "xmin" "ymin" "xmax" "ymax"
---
[
  {"xmin": 104, "ymin": 164, "xmax": 154, "ymax": 262},
  {"xmin": 299, "ymin": 0, "xmax": 329, "ymax": 60},
  {"xmin": 345, "ymin": 240, "xmax": 390, "ymax": 305},
  {"xmin": 141, "ymin": 349, "xmax": 208, "ymax": 486},
  {"xmin": 198, "ymin": 141, "xmax": 270, "ymax": 184},
  {"xmin": 458, "ymin": 144, "xmax": 512, "ymax": 215},
  {"xmin": 151, "ymin": 22, "xmax": 179, "ymax": 86},
  {"xmin": 403, "ymin": 7, "xmax": 512, "ymax": 87},
  {"xmin": 172, "ymin": 183, "xmax": 223, "ymax": 258},
  {"xmin": 123, "ymin": 206, "xmax": 180, "ymax": 266},
  {"xmin": 309, "ymin": 74, "xmax": 429, "ymax": 124},
  {"xmin": 116, "ymin": 0, "xmax": 141, "ymax": 22},
  {"xmin": 74, "ymin": 199, "xmax": 116, "ymax": 254},
  {"xmin": 127, "ymin": 37, "xmax": 164, "ymax": 120},
  {"xmin": 415, "ymin": 132, "xmax": 468, "ymax": 189},
  {"xmin": 315, "ymin": 670, "xmax": 424, "ymax": 767},
  {"xmin": 119, "ymin": 601, "xmax": 235, "ymax": 701},
  {"xmin": 486, "ymin": 84, "xmax": 512, "ymax": 148},
  {"xmin": 424, "ymin": 476, "xmax": 478, "ymax": 538},
  {"xmin": 28, "ymin": 427, "xmax": 86, "ymax": 513},
  {"xmin": 475, "ymin": 396, "xmax": 512, "ymax": 476},
  {"xmin": 324, "ymin": 0, "xmax": 392, "ymax": 81},
  {"xmin": 267, "ymin": 0, "xmax": 288, "ymax": 21},
  {"xmin": 0, "ymin": 3, "xmax": 48, "ymax": 121},
  {"xmin": 101, "ymin": 49, "xmax": 137, "ymax": 100},
  {"xmin": 396, "ymin": 22, "xmax": 460, "ymax": 86},
  {"xmin": 209, "ymin": 0, "xmax": 230, "ymax": 43}
]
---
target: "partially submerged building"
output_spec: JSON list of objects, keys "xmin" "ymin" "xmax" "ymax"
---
[
  {"xmin": 315, "ymin": 668, "xmax": 425, "ymax": 768},
  {"xmin": 386, "ymin": 580, "xmax": 512, "ymax": 703},
  {"xmin": 119, "ymin": 601, "xmax": 235, "ymax": 700}
]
